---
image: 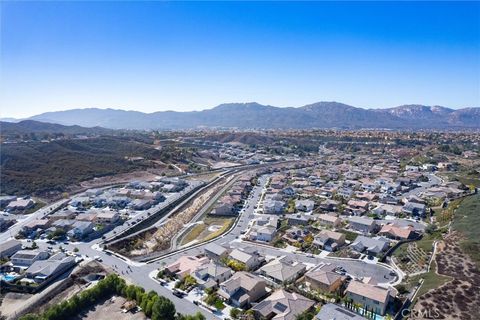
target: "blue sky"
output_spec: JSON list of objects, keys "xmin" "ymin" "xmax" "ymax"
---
[{"xmin": 1, "ymin": 1, "xmax": 479, "ymax": 118}]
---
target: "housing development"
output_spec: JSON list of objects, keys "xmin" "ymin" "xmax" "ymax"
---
[
  {"xmin": 3, "ymin": 0, "xmax": 480, "ymax": 318},
  {"xmin": 1, "ymin": 127, "xmax": 479, "ymax": 320}
]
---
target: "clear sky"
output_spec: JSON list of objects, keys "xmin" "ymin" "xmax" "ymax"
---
[{"xmin": 1, "ymin": 1, "xmax": 479, "ymax": 118}]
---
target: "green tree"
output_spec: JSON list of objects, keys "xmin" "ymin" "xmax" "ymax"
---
[
  {"xmin": 151, "ymin": 296, "xmax": 176, "ymax": 320},
  {"xmin": 230, "ymin": 308, "xmax": 241, "ymax": 319},
  {"xmin": 177, "ymin": 312, "xmax": 206, "ymax": 320}
]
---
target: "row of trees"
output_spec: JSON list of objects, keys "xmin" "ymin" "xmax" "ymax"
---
[{"xmin": 20, "ymin": 274, "xmax": 205, "ymax": 320}]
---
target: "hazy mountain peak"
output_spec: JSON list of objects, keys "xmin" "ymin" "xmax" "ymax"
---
[
  {"xmin": 211, "ymin": 102, "xmax": 273, "ymax": 111},
  {"xmin": 10, "ymin": 101, "xmax": 479, "ymax": 130},
  {"xmin": 300, "ymin": 101, "xmax": 356, "ymax": 112}
]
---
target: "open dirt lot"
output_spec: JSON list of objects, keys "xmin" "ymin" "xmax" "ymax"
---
[{"xmin": 71, "ymin": 296, "xmax": 147, "ymax": 320}]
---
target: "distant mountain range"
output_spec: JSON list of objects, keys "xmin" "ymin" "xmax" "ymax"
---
[
  {"xmin": 0, "ymin": 120, "xmax": 113, "ymax": 136},
  {"xmin": 3, "ymin": 102, "xmax": 479, "ymax": 130}
]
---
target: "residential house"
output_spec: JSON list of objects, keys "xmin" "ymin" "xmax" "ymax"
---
[
  {"xmin": 22, "ymin": 219, "xmax": 50, "ymax": 235},
  {"xmin": 0, "ymin": 195, "xmax": 16, "ymax": 209},
  {"xmin": 318, "ymin": 199, "xmax": 339, "ymax": 212},
  {"xmin": 345, "ymin": 281, "xmax": 394, "ymax": 315},
  {"xmin": 11, "ymin": 250, "xmax": 49, "ymax": 267},
  {"xmin": 259, "ymin": 257, "xmax": 306, "ymax": 284},
  {"xmin": 130, "ymin": 199, "xmax": 153, "ymax": 210},
  {"xmin": 107, "ymin": 196, "xmax": 131, "ymax": 209},
  {"xmin": 69, "ymin": 196, "xmax": 90, "ymax": 208},
  {"xmin": 347, "ymin": 200, "xmax": 369, "ymax": 211},
  {"xmin": 348, "ymin": 217, "xmax": 378, "ymax": 234},
  {"xmin": 313, "ymin": 230, "xmax": 346, "ymax": 252},
  {"xmin": 316, "ymin": 214, "xmax": 341, "ymax": 228},
  {"xmin": 372, "ymin": 204, "xmax": 403, "ymax": 216},
  {"xmin": 228, "ymin": 249, "xmax": 263, "ymax": 271},
  {"xmin": 315, "ymin": 303, "xmax": 368, "ymax": 320},
  {"xmin": 75, "ymin": 213, "xmax": 98, "ymax": 223},
  {"xmin": 282, "ymin": 227, "xmax": 311, "ymax": 245},
  {"xmin": 212, "ymin": 195, "xmax": 241, "ymax": 216},
  {"xmin": 26, "ymin": 253, "xmax": 75, "ymax": 283},
  {"xmin": 218, "ymin": 271, "xmax": 267, "ymax": 308},
  {"xmin": 0, "ymin": 239, "xmax": 22, "ymax": 259},
  {"xmin": 52, "ymin": 219, "xmax": 76, "ymax": 229},
  {"xmin": 350, "ymin": 236, "xmax": 390, "ymax": 256},
  {"xmin": 252, "ymin": 289, "xmax": 314, "ymax": 320},
  {"xmin": 204, "ymin": 243, "xmax": 228, "ymax": 262},
  {"xmin": 67, "ymin": 221, "xmax": 94, "ymax": 239},
  {"xmin": 295, "ymin": 200, "xmax": 314, "ymax": 212},
  {"xmin": 402, "ymin": 202, "xmax": 426, "ymax": 217},
  {"xmin": 304, "ymin": 264, "xmax": 345, "ymax": 293},
  {"xmin": 379, "ymin": 194, "xmax": 401, "ymax": 205},
  {"xmin": 378, "ymin": 224, "xmax": 415, "ymax": 240},
  {"xmin": 193, "ymin": 262, "xmax": 232, "ymax": 289},
  {"xmin": 165, "ymin": 256, "xmax": 209, "ymax": 279},
  {"xmin": 6, "ymin": 199, "xmax": 34, "ymax": 212},
  {"xmin": 49, "ymin": 210, "xmax": 77, "ymax": 221},
  {"xmin": 95, "ymin": 211, "xmax": 120, "ymax": 224},
  {"xmin": 337, "ymin": 187, "xmax": 354, "ymax": 199},
  {"xmin": 282, "ymin": 187, "xmax": 296, "ymax": 197},
  {"xmin": 355, "ymin": 192, "xmax": 377, "ymax": 202},
  {"xmin": 287, "ymin": 214, "xmax": 311, "ymax": 226},
  {"xmin": 264, "ymin": 200, "xmax": 285, "ymax": 215},
  {"xmin": 249, "ymin": 225, "xmax": 277, "ymax": 242}
]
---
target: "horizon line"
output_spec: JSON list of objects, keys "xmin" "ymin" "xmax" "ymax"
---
[{"xmin": 3, "ymin": 100, "xmax": 478, "ymax": 120}]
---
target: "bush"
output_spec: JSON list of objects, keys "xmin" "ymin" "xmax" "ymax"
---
[
  {"xmin": 226, "ymin": 259, "xmax": 246, "ymax": 271},
  {"xmin": 230, "ymin": 308, "xmax": 241, "ymax": 319}
]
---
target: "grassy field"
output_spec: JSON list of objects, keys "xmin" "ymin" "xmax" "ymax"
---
[
  {"xmin": 435, "ymin": 198, "xmax": 463, "ymax": 226},
  {"xmin": 451, "ymin": 194, "xmax": 480, "ymax": 267},
  {"xmin": 180, "ymin": 216, "xmax": 234, "ymax": 245},
  {"xmin": 410, "ymin": 259, "xmax": 451, "ymax": 301},
  {"xmin": 180, "ymin": 223, "xmax": 207, "ymax": 245}
]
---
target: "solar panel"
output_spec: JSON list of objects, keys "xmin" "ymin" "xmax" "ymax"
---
[{"xmin": 273, "ymin": 302, "xmax": 288, "ymax": 313}]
